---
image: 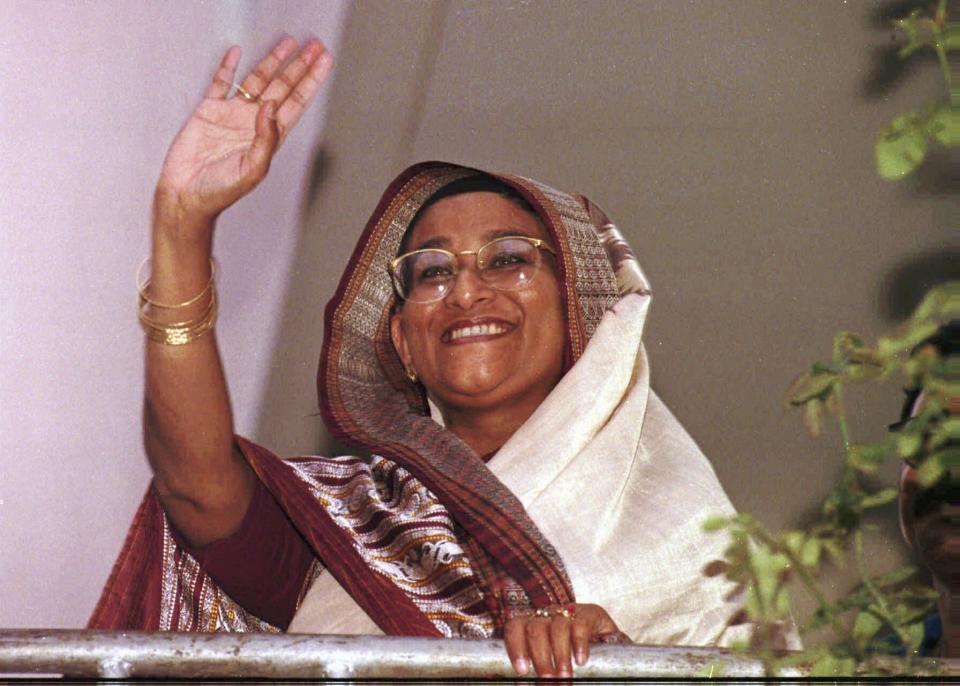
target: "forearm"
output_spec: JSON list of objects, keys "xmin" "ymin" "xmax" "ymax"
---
[{"xmin": 142, "ymin": 199, "xmax": 253, "ymax": 545}]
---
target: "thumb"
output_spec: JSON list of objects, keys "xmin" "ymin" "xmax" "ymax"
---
[{"xmin": 244, "ymin": 100, "xmax": 280, "ymax": 184}]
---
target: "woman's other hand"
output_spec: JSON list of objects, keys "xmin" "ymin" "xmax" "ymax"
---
[
  {"xmin": 156, "ymin": 36, "xmax": 334, "ymax": 225},
  {"xmin": 504, "ymin": 603, "xmax": 627, "ymax": 678}
]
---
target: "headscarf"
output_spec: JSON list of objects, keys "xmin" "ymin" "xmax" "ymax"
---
[{"xmin": 317, "ymin": 161, "xmax": 652, "ymax": 620}]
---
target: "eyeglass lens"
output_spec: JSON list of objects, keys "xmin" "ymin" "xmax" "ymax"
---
[{"xmin": 394, "ymin": 237, "xmax": 542, "ymax": 303}]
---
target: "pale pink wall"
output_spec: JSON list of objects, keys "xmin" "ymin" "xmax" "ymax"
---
[{"xmin": 0, "ymin": 1, "xmax": 349, "ymax": 628}]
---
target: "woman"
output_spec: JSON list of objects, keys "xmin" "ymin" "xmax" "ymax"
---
[{"xmin": 91, "ymin": 37, "xmax": 747, "ymax": 677}]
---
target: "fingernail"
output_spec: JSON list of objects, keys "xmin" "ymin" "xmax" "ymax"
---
[
  {"xmin": 314, "ymin": 53, "xmax": 334, "ymax": 72},
  {"xmin": 514, "ymin": 658, "xmax": 529, "ymax": 675},
  {"xmin": 559, "ymin": 668, "xmax": 572, "ymax": 678},
  {"xmin": 575, "ymin": 648, "xmax": 587, "ymax": 665}
]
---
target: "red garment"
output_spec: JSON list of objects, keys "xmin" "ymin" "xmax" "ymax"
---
[
  {"xmin": 168, "ymin": 478, "xmax": 314, "ymax": 630},
  {"xmin": 90, "ymin": 437, "xmax": 444, "ymax": 635}
]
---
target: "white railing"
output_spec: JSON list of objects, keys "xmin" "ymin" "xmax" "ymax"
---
[{"xmin": 1, "ymin": 630, "xmax": 956, "ymax": 679}]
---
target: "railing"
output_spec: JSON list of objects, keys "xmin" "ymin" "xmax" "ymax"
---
[{"xmin": 1, "ymin": 630, "xmax": 956, "ymax": 679}]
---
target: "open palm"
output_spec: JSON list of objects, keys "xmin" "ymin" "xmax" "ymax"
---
[{"xmin": 158, "ymin": 38, "xmax": 333, "ymax": 220}]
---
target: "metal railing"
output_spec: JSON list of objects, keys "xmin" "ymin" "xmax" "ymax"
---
[{"xmin": 1, "ymin": 630, "xmax": 956, "ymax": 679}]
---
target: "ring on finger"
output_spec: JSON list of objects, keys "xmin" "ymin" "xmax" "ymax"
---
[{"xmin": 233, "ymin": 83, "xmax": 259, "ymax": 102}]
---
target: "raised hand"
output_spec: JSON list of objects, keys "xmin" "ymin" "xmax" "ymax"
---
[
  {"xmin": 156, "ymin": 37, "xmax": 334, "ymax": 223},
  {"xmin": 504, "ymin": 603, "xmax": 628, "ymax": 678}
]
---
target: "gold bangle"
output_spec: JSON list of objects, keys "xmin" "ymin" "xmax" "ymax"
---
[
  {"xmin": 136, "ymin": 258, "xmax": 216, "ymax": 309},
  {"xmin": 140, "ymin": 295, "xmax": 218, "ymax": 345},
  {"xmin": 139, "ymin": 289, "xmax": 216, "ymax": 329}
]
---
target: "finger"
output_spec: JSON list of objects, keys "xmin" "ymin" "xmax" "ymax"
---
[
  {"xmin": 240, "ymin": 100, "xmax": 280, "ymax": 187},
  {"xmin": 503, "ymin": 619, "xmax": 531, "ymax": 676},
  {"xmin": 275, "ymin": 49, "xmax": 334, "ymax": 138},
  {"xmin": 239, "ymin": 36, "xmax": 298, "ymax": 98},
  {"xmin": 549, "ymin": 615, "xmax": 574, "ymax": 678},
  {"xmin": 259, "ymin": 40, "xmax": 323, "ymax": 104},
  {"xmin": 525, "ymin": 618, "xmax": 556, "ymax": 678},
  {"xmin": 571, "ymin": 615, "xmax": 592, "ymax": 666},
  {"xmin": 205, "ymin": 46, "xmax": 241, "ymax": 99}
]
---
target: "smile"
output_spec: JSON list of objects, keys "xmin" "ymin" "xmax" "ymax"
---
[{"xmin": 444, "ymin": 321, "xmax": 512, "ymax": 343}]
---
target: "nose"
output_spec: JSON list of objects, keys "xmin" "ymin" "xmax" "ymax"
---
[{"xmin": 444, "ymin": 256, "xmax": 495, "ymax": 309}]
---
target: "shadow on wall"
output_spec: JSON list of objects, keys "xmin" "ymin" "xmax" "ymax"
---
[
  {"xmin": 253, "ymin": 0, "xmax": 448, "ymax": 459},
  {"xmin": 879, "ymin": 248, "xmax": 960, "ymax": 323},
  {"xmin": 861, "ymin": 0, "xmax": 940, "ymax": 99}
]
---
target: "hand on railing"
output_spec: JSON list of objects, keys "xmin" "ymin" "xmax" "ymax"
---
[{"xmin": 504, "ymin": 603, "xmax": 629, "ymax": 677}]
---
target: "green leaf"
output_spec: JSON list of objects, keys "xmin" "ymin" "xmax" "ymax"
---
[
  {"xmin": 932, "ymin": 417, "xmax": 960, "ymax": 444},
  {"xmin": 876, "ymin": 112, "xmax": 929, "ymax": 179},
  {"xmin": 823, "ymin": 538, "xmax": 846, "ymax": 568},
  {"xmin": 800, "ymin": 537, "xmax": 822, "ymax": 568},
  {"xmin": 876, "ymin": 320, "xmax": 941, "ymax": 357},
  {"xmin": 861, "ymin": 487, "xmax": 898, "ymax": 508},
  {"xmin": 896, "ymin": 431, "xmax": 923, "ymax": 459},
  {"xmin": 849, "ymin": 442, "xmax": 892, "ymax": 473},
  {"xmin": 894, "ymin": 12, "xmax": 926, "ymax": 54},
  {"xmin": 853, "ymin": 610, "xmax": 884, "ymax": 644},
  {"xmin": 930, "ymin": 446, "xmax": 960, "ymax": 468},
  {"xmin": 908, "ymin": 281, "xmax": 960, "ymax": 322},
  {"xmin": 904, "ymin": 619, "xmax": 926, "ymax": 653},
  {"xmin": 917, "ymin": 455, "xmax": 946, "ymax": 486},
  {"xmin": 702, "ymin": 516, "xmax": 730, "ymax": 532},
  {"xmin": 744, "ymin": 586, "xmax": 762, "ymax": 619},
  {"xmin": 833, "ymin": 331, "xmax": 865, "ymax": 362},
  {"xmin": 749, "ymin": 545, "xmax": 791, "ymax": 618},
  {"xmin": 785, "ymin": 369, "xmax": 837, "ymax": 407},
  {"xmin": 804, "ymin": 399, "xmax": 823, "ymax": 437},
  {"xmin": 810, "ymin": 653, "xmax": 856, "ymax": 677},
  {"xmin": 928, "ymin": 104, "xmax": 959, "ymax": 147},
  {"xmin": 872, "ymin": 564, "xmax": 921, "ymax": 589},
  {"xmin": 943, "ymin": 23, "xmax": 960, "ymax": 51},
  {"xmin": 782, "ymin": 530, "xmax": 805, "ymax": 557}
]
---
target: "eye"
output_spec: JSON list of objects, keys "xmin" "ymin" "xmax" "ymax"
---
[
  {"xmin": 416, "ymin": 263, "xmax": 454, "ymax": 282},
  {"xmin": 489, "ymin": 251, "xmax": 528, "ymax": 268},
  {"xmin": 413, "ymin": 251, "xmax": 455, "ymax": 283},
  {"xmin": 484, "ymin": 239, "xmax": 537, "ymax": 270}
]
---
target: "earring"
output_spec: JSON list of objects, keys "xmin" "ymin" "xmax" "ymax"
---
[{"xmin": 406, "ymin": 367, "xmax": 418, "ymax": 384}]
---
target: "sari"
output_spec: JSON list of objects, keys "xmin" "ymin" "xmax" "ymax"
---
[{"xmin": 91, "ymin": 161, "xmax": 746, "ymax": 647}]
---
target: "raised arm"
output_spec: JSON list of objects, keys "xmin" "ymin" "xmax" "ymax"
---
[{"xmin": 143, "ymin": 37, "xmax": 333, "ymax": 546}]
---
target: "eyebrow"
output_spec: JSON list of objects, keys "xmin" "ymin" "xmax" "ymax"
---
[{"xmin": 411, "ymin": 228, "xmax": 540, "ymax": 252}]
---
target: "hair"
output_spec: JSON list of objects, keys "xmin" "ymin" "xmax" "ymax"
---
[{"xmin": 396, "ymin": 175, "xmax": 539, "ymax": 257}]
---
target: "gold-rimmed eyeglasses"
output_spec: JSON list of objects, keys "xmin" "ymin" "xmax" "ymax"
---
[{"xmin": 389, "ymin": 235, "xmax": 556, "ymax": 304}]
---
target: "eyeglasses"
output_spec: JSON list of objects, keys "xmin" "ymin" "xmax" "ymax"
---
[{"xmin": 389, "ymin": 235, "xmax": 556, "ymax": 304}]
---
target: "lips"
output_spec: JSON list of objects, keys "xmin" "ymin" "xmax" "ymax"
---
[{"xmin": 442, "ymin": 318, "xmax": 515, "ymax": 343}]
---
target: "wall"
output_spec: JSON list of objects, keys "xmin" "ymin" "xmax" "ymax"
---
[{"xmin": 0, "ymin": 0, "xmax": 349, "ymax": 627}]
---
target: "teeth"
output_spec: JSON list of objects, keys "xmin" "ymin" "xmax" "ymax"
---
[{"xmin": 449, "ymin": 323, "xmax": 507, "ymax": 340}]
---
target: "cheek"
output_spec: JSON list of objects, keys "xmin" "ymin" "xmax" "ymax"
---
[{"xmin": 402, "ymin": 320, "xmax": 430, "ymax": 366}]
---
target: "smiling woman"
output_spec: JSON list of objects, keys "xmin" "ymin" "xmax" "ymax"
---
[{"xmin": 90, "ymin": 37, "xmax": 763, "ymax": 679}]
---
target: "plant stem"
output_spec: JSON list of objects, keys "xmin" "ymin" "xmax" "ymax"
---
[
  {"xmin": 750, "ymin": 524, "xmax": 857, "ymax": 655},
  {"xmin": 853, "ymin": 530, "xmax": 913, "ymax": 650},
  {"xmin": 835, "ymin": 385, "xmax": 852, "ymax": 456},
  {"xmin": 934, "ymin": 0, "xmax": 953, "ymax": 101}
]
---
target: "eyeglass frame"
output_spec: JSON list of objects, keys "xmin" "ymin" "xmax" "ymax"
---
[{"xmin": 388, "ymin": 235, "xmax": 557, "ymax": 304}]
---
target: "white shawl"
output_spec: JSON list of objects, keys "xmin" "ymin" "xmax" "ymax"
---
[{"xmin": 292, "ymin": 294, "xmax": 747, "ymax": 646}]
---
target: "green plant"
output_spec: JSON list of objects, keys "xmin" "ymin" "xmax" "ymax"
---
[
  {"xmin": 875, "ymin": 0, "xmax": 958, "ymax": 179},
  {"xmin": 704, "ymin": 1, "xmax": 958, "ymax": 676}
]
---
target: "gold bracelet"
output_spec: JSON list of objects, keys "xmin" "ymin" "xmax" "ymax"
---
[
  {"xmin": 136, "ymin": 257, "xmax": 216, "ymax": 309},
  {"xmin": 139, "ymin": 288, "xmax": 216, "ymax": 329},
  {"xmin": 139, "ymin": 291, "xmax": 218, "ymax": 346}
]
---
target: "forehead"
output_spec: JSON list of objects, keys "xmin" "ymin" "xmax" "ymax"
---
[{"xmin": 406, "ymin": 191, "xmax": 549, "ymax": 250}]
